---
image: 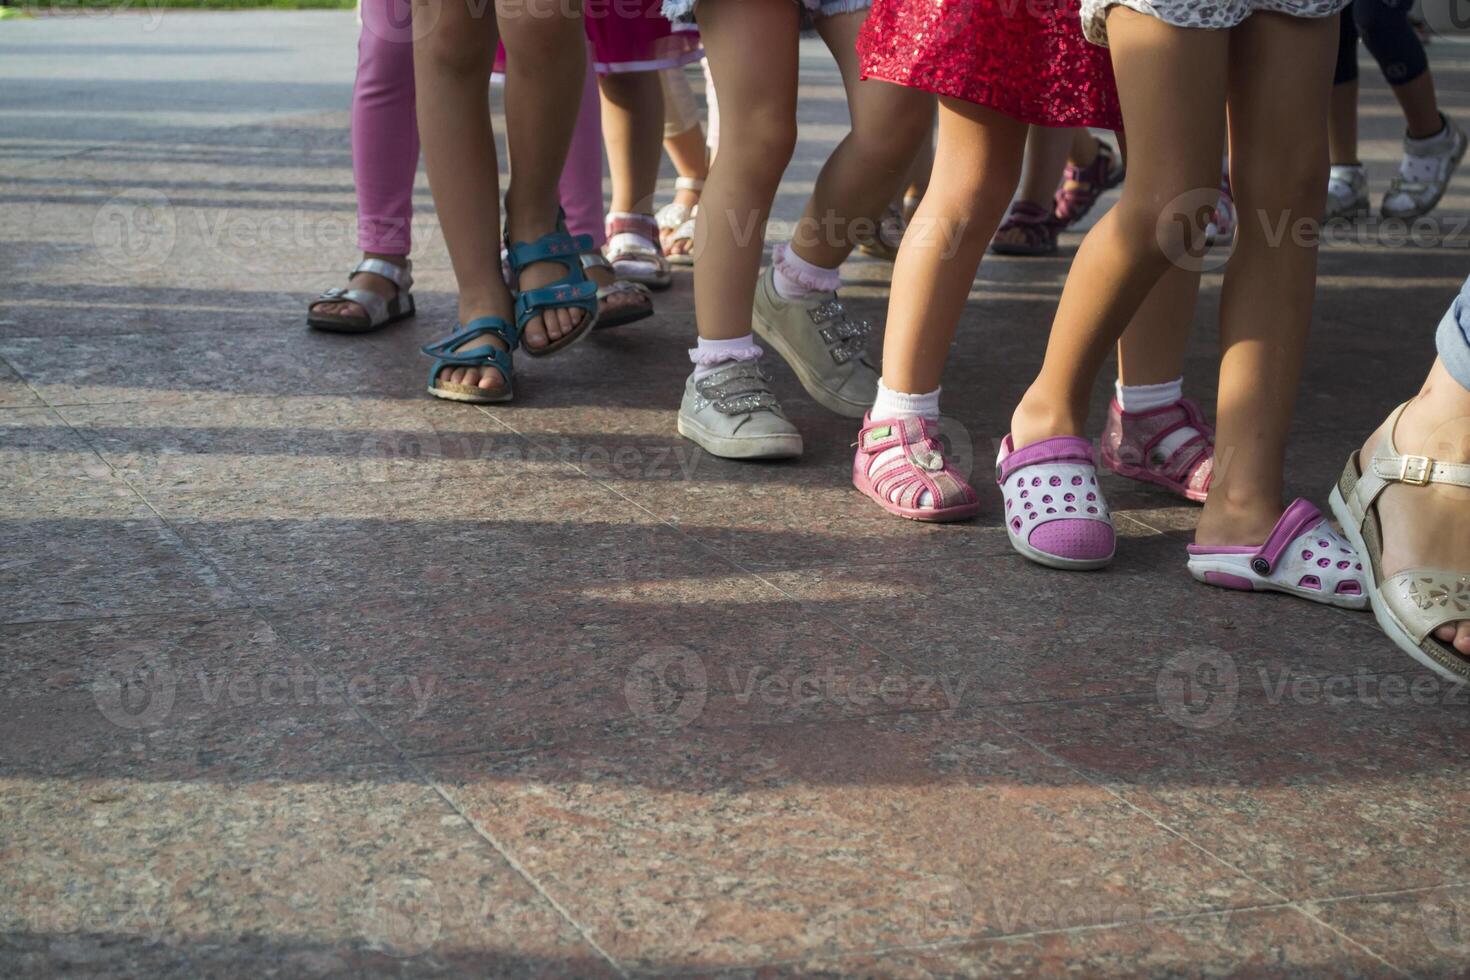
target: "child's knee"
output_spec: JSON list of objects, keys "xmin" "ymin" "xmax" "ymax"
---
[
  {"xmin": 1112, "ymin": 192, "xmax": 1211, "ymax": 262},
  {"xmin": 725, "ymin": 114, "xmax": 798, "ymax": 181},
  {"xmin": 415, "ymin": 22, "xmax": 490, "ymax": 76}
]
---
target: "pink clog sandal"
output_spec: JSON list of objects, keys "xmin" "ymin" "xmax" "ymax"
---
[
  {"xmin": 1187, "ymin": 498, "xmax": 1368, "ymax": 609},
  {"xmin": 1100, "ymin": 397, "xmax": 1214, "ymax": 502},
  {"xmin": 996, "ymin": 434, "xmax": 1115, "ymax": 570},
  {"xmin": 853, "ymin": 415, "xmax": 979, "ymax": 523}
]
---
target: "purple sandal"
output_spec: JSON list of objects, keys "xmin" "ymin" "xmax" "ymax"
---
[
  {"xmin": 1053, "ymin": 139, "xmax": 1124, "ymax": 230},
  {"xmin": 996, "ymin": 434, "xmax": 1115, "ymax": 569},
  {"xmin": 1187, "ymin": 499, "xmax": 1368, "ymax": 609},
  {"xmin": 990, "ymin": 201, "xmax": 1059, "ymax": 257}
]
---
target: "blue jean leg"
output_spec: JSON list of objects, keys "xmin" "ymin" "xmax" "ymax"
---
[{"xmin": 1436, "ymin": 274, "xmax": 1470, "ymax": 391}]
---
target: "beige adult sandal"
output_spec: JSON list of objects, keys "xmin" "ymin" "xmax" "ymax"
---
[{"xmin": 1328, "ymin": 401, "xmax": 1470, "ymax": 682}]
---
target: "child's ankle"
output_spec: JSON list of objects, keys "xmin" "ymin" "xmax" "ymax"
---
[
  {"xmin": 772, "ymin": 243, "xmax": 840, "ymax": 300},
  {"xmin": 690, "ymin": 334, "xmax": 762, "ymax": 379},
  {"xmin": 1010, "ymin": 393, "xmax": 1084, "ymax": 449},
  {"xmin": 871, "ymin": 378, "xmax": 940, "ymax": 421},
  {"xmin": 1194, "ymin": 494, "xmax": 1285, "ymax": 547}
]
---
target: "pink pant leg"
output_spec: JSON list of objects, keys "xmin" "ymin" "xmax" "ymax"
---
[
  {"xmin": 353, "ymin": 0, "xmax": 419, "ymax": 255},
  {"xmin": 558, "ymin": 40, "xmax": 606, "ymax": 248}
]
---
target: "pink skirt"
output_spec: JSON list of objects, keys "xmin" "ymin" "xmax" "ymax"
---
[{"xmin": 495, "ymin": 0, "xmax": 702, "ymax": 75}]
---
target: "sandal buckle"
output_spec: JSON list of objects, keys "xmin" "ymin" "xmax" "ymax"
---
[{"xmin": 1399, "ymin": 454, "xmax": 1433, "ymax": 486}]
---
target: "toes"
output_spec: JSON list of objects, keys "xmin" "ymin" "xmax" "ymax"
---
[
  {"xmin": 477, "ymin": 367, "xmax": 504, "ymax": 391},
  {"xmin": 1457, "ymin": 621, "xmax": 1470, "ymax": 657},
  {"xmin": 523, "ymin": 316, "xmax": 548, "ymax": 351}
]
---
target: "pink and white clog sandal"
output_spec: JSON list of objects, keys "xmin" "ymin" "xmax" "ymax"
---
[
  {"xmin": 853, "ymin": 415, "xmax": 979, "ymax": 523},
  {"xmin": 996, "ymin": 434, "xmax": 1115, "ymax": 570},
  {"xmin": 1187, "ymin": 498, "xmax": 1368, "ymax": 609}
]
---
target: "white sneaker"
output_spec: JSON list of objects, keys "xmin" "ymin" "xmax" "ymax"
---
[
  {"xmin": 677, "ymin": 361, "xmax": 803, "ymax": 460},
  {"xmin": 1381, "ymin": 114, "xmax": 1467, "ymax": 219},
  {"xmin": 1324, "ymin": 164, "xmax": 1369, "ymax": 221}
]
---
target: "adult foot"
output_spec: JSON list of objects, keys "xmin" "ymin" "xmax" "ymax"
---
[{"xmin": 1360, "ymin": 367, "xmax": 1470, "ymax": 655}]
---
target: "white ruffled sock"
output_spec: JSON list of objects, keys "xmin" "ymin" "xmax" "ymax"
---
[
  {"xmin": 690, "ymin": 334, "xmax": 762, "ymax": 380},
  {"xmin": 772, "ymin": 243, "xmax": 841, "ymax": 301},
  {"xmin": 1115, "ymin": 377, "xmax": 1198, "ymax": 459}
]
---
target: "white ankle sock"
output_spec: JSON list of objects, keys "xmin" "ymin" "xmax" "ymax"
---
[
  {"xmin": 872, "ymin": 378, "xmax": 940, "ymax": 421},
  {"xmin": 772, "ymin": 243, "xmax": 841, "ymax": 300},
  {"xmin": 690, "ymin": 334, "xmax": 762, "ymax": 380},
  {"xmin": 1115, "ymin": 377, "xmax": 1183, "ymax": 412},
  {"xmin": 1115, "ymin": 377, "xmax": 1197, "ymax": 459},
  {"xmin": 867, "ymin": 379, "xmax": 942, "ymax": 506}
]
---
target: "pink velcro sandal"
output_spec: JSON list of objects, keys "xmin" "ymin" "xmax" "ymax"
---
[
  {"xmin": 1187, "ymin": 498, "xmax": 1368, "ymax": 609},
  {"xmin": 853, "ymin": 415, "xmax": 979, "ymax": 523},
  {"xmin": 1100, "ymin": 397, "xmax": 1214, "ymax": 502},
  {"xmin": 996, "ymin": 434, "xmax": 1115, "ymax": 570},
  {"xmin": 605, "ymin": 213, "xmax": 672, "ymax": 291}
]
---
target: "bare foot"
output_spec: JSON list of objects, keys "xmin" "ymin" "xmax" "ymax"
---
[{"xmin": 1363, "ymin": 361, "xmax": 1470, "ymax": 656}]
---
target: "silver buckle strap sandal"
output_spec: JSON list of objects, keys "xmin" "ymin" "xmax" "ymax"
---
[{"xmin": 307, "ymin": 258, "xmax": 415, "ymax": 333}]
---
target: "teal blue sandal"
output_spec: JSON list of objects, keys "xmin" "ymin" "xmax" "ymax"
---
[
  {"xmin": 422, "ymin": 316, "xmax": 519, "ymax": 404},
  {"xmin": 505, "ymin": 216, "xmax": 599, "ymax": 357}
]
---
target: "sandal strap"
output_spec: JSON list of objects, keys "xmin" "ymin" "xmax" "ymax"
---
[
  {"xmin": 515, "ymin": 278, "xmax": 598, "ymax": 333},
  {"xmin": 1353, "ymin": 402, "xmax": 1470, "ymax": 520},
  {"xmin": 674, "ymin": 176, "xmax": 704, "ymax": 193},
  {"xmin": 655, "ymin": 201, "xmax": 693, "ymax": 231},
  {"xmin": 421, "ymin": 315, "xmax": 521, "ymax": 360},
  {"xmin": 597, "ymin": 279, "xmax": 651, "ymax": 301},
  {"xmin": 310, "ymin": 286, "xmax": 388, "ymax": 324},
  {"xmin": 580, "ymin": 251, "xmax": 613, "ymax": 273},
  {"xmin": 352, "ymin": 257, "xmax": 413, "ymax": 290},
  {"xmin": 505, "ymin": 224, "xmax": 593, "ymax": 277}
]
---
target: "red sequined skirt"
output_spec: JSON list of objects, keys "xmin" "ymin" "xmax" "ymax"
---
[{"xmin": 857, "ymin": 0, "xmax": 1122, "ymax": 130}]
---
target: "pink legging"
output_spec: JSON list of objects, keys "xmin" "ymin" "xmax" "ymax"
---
[{"xmin": 352, "ymin": 0, "xmax": 605, "ymax": 256}]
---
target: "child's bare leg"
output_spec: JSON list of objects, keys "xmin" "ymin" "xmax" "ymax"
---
[
  {"xmin": 1016, "ymin": 126, "xmax": 1074, "ymax": 207},
  {"xmin": 789, "ymin": 10, "xmax": 934, "ymax": 270},
  {"xmin": 1116, "ymin": 265, "xmax": 1200, "ymax": 387},
  {"xmin": 600, "ymin": 70, "xmax": 665, "ymax": 216},
  {"xmin": 1196, "ymin": 11, "xmax": 1337, "ymax": 546},
  {"xmin": 412, "ymin": 0, "xmax": 512, "ymax": 392},
  {"xmin": 1012, "ymin": 9, "xmax": 1227, "ymax": 445},
  {"xmin": 881, "ymin": 98, "xmax": 1027, "ymax": 393},
  {"xmin": 691, "ymin": 0, "xmax": 800, "ymax": 340},
  {"xmin": 499, "ymin": 0, "xmax": 589, "ymax": 350}
]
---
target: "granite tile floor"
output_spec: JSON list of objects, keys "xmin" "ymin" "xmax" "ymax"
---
[{"xmin": 2, "ymin": 11, "xmax": 1469, "ymax": 977}]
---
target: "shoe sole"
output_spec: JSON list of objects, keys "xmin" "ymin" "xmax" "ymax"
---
[
  {"xmin": 751, "ymin": 310, "xmax": 869, "ymax": 419},
  {"xmin": 1329, "ymin": 474, "xmax": 1470, "ymax": 683},
  {"xmin": 853, "ymin": 479, "xmax": 979, "ymax": 523},
  {"xmin": 1186, "ymin": 555, "xmax": 1369, "ymax": 610},
  {"xmin": 1099, "ymin": 448, "xmax": 1208, "ymax": 503},
  {"xmin": 677, "ymin": 414, "xmax": 803, "ymax": 460}
]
